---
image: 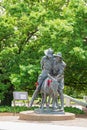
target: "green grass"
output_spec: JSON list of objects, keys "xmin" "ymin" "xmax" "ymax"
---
[{"xmin": 0, "ymin": 106, "xmax": 39, "ymax": 113}]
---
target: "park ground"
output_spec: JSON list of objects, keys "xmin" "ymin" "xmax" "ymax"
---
[{"xmin": 0, "ymin": 106, "xmax": 87, "ymax": 128}]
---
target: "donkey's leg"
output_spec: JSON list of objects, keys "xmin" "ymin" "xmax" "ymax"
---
[
  {"xmin": 52, "ymin": 95, "xmax": 56, "ymax": 109},
  {"xmin": 52, "ymin": 95, "xmax": 59, "ymax": 110},
  {"xmin": 40, "ymin": 93, "xmax": 46, "ymax": 110},
  {"xmin": 43, "ymin": 93, "xmax": 46, "ymax": 109},
  {"xmin": 46, "ymin": 95, "xmax": 51, "ymax": 109},
  {"xmin": 55, "ymin": 97, "xmax": 59, "ymax": 109},
  {"xmin": 40, "ymin": 93, "xmax": 44, "ymax": 109}
]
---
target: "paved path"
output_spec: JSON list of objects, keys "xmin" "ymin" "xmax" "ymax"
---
[
  {"xmin": 0, "ymin": 106, "xmax": 87, "ymax": 130},
  {"xmin": 0, "ymin": 121, "xmax": 87, "ymax": 130},
  {"xmin": 0, "ymin": 115, "xmax": 87, "ymax": 129}
]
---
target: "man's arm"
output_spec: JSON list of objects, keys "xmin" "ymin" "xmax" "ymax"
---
[
  {"xmin": 57, "ymin": 61, "xmax": 66, "ymax": 79},
  {"xmin": 40, "ymin": 56, "xmax": 46, "ymax": 69}
]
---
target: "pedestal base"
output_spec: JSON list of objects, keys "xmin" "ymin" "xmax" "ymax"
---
[
  {"xmin": 34, "ymin": 108, "xmax": 65, "ymax": 114},
  {"xmin": 19, "ymin": 110, "xmax": 75, "ymax": 121}
]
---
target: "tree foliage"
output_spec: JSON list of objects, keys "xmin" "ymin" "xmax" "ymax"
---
[{"xmin": 0, "ymin": 0, "xmax": 87, "ymax": 105}]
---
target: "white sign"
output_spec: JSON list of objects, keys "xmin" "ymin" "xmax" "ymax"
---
[{"xmin": 13, "ymin": 91, "xmax": 28, "ymax": 100}]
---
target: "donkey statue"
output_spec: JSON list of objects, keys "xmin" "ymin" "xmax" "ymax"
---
[{"xmin": 40, "ymin": 74, "xmax": 60, "ymax": 110}]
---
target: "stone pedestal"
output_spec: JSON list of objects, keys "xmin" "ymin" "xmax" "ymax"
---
[{"xmin": 19, "ymin": 110, "xmax": 75, "ymax": 121}]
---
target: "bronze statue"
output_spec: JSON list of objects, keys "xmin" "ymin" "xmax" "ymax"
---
[{"xmin": 29, "ymin": 49, "xmax": 66, "ymax": 112}]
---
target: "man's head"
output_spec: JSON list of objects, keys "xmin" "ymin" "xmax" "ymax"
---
[
  {"xmin": 54, "ymin": 52, "xmax": 62, "ymax": 61},
  {"xmin": 44, "ymin": 48, "xmax": 54, "ymax": 58}
]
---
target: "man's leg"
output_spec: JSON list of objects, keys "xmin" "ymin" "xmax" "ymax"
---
[
  {"xmin": 29, "ymin": 87, "xmax": 39, "ymax": 107},
  {"xmin": 58, "ymin": 89, "xmax": 64, "ymax": 110},
  {"xmin": 29, "ymin": 78, "xmax": 44, "ymax": 107},
  {"xmin": 29, "ymin": 72, "xmax": 47, "ymax": 107}
]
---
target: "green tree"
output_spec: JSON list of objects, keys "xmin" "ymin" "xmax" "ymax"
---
[{"xmin": 0, "ymin": 0, "xmax": 87, "ymax": 106}]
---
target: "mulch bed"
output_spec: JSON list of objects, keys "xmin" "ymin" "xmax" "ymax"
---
[
  {"xmin": 0, "ymin": 113, "xmax": 19, "ymax": 116},
  {"xmin": 76, "ymin": 114, "xmax": 87, "ymax": 118},
  {"xmin": 76, "ymin": 107, "xmax": 87, "ymax": 118}
]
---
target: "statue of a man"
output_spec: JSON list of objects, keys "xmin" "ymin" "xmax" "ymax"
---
[
  {"xmin": 53, "ymin": 52, "xmax": 66, "ymax": 110},
  {"xmin": 29, "ymin": 48, "xmax": 54, "ymax": 107}
]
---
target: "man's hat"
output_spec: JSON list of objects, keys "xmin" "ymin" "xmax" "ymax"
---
[
  {"xmin": 53, "ymin": 52, "xmax": 62, "ymax": 58},
  {"xmin": 44, "ymin": 48, "xmax": 53, "ymax": 57}
]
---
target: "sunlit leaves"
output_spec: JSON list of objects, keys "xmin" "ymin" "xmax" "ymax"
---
[
  {"xmin": 70, "ymin": 47, "xmax": 85, "ymax": 60},
  {"xmin": 10, "ymin": 64, "xmax": 40, "ymax": 90}
]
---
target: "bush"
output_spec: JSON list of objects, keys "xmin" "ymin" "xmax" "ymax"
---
[
  {"xmin": 64, "ymin": 106, "xmax": 85, "ymax": 114},
  {"xmin": 0, "ymin": 106, "xmax": 85, "ymax": 114}
]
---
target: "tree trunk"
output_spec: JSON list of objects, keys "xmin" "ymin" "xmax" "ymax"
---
[{"xmin": 0, "ymin": 86, "xmax": 14, "ymax": 106}]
